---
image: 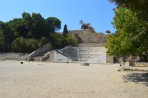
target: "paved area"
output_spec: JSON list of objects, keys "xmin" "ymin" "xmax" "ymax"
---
[{"xmin": 0, "ymin": 60, "xmax": 148, "ymax": 98}]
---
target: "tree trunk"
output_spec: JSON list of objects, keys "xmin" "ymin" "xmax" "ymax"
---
[
  {"xmin": 139, "ymin": 53, "xmax": 148, "ymax": 62},
  {"xmin": 118, "ymin": 57, "xmax": 122, "ymax": 66}
]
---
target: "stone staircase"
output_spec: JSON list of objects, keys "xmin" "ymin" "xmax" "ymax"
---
[
  {"xmin": 55, "ymin": 46, "xmax": 107, "ymax": 63},
  {"xmin": 32, "ymin": 51, "xmax": 52, "ymax": 62},
  {"xmin": 56, "ymin": 46, "xmax": 79, "ymax": 61}
]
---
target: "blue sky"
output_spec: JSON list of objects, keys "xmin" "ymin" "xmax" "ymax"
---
[{"xmin": 0, "ymin": 0, "xmax": 116, "ymax": 33}]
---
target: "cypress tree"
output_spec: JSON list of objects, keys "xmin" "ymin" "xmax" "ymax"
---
[{"xmin": 63, "ymin": 24, "xmax": 68, "ymax": 36}]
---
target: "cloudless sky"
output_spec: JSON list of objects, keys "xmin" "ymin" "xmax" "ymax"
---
[{"xmin": 0, "ymin": 0, "xmax": 116, "ymax": 33}]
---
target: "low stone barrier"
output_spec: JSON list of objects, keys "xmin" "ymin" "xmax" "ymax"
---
[
  {"xmin": 135, "ymin": 62, "xmax": 148, "ymax": 67},
  {"xmin": 118, "ymin": 67, "xmax": 148, "ymax": 72},
  {"xmin": 0, "ymin": 53, "xmax": 29, "ymax": 60},
  {"xmin": 129, "ymin": 60, "xmax": 148, "ymax": 67}
]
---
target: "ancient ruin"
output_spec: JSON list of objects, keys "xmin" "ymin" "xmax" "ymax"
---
[{"xmin": 27, "ymin": 29, "xmax": 114, "ymax": 64}]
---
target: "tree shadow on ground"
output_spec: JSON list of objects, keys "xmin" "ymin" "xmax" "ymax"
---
[{"xmin": 123, "ymin": 73, "xmax": 148, "ymax": 86}]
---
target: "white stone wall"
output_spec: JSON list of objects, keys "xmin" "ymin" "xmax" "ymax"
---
[
  {"xmin": 0, "ymin": 53, "xmax": 29, "ymax": 60},
  {"xmin": 53, "ymin": 46, "xmax": 107, "ymax": 64},
  {"xmin": 54, "ymin": 51, "xmax": 71, "ymax": 62},
  {"xmin": 86, "ymin": 52, "xmax": 106, "ymax": 63},
  {"xmin": 78, "ymin": 43, "xmax": 105, "ymax": 47}
]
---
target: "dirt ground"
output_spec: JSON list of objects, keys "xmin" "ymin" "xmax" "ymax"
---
[{"xmin": 0, "ymin": 60, "xmax": 148, "ymax": 98}]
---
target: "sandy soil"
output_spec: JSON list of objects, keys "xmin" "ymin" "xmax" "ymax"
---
[{"xmin": 0, "ymin": 60, "xmax": 148, "ymax": 98}]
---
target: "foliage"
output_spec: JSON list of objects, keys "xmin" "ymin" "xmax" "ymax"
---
[
  {"xmin": 106, "ymin": 7, "xmax": 148, "ymax": 60},
  {"xmin": 46, "ymin": 17, "xmax": 61, "ymax": 33},
  {"xmin": 49, "ymin": 33, "xmax": 64, "ymax": 49},
  {"xmin": 0, "ymin": 12, "xmax": 78, "ymax": 53},
  {"xmin": 49, "ymin": 33, "xmax": 77, "ymax": 49},
  {"xmin": 63, "ymin": 35, "xmax": 77, "ymax": 46},
  {"xmin": 63, "ymin": 24, "xmax": 68, "ymax": 36},
  {"xmin": 105, "ymin": 30, "xmax": 111, "ymax": 34},
  {"xmin": 106, "ymin": 33, "xmax": 130, "ymax": 57},
  {"xmin": 79, "ymin": 20, "xmax": 96, "ymax": 33},
  {"xmin": 108, "ymin": 0, "xmax": 148, "ymax": 62},
  {"xmin": 109, "ymin": 0, "xmax": 148, "ymax": 10},
  {"xmin": 80, "ymin": 20, "xmax": 91, "ymax": 30},
  {"xmin": 11, "ymin": 37, "xmax": 41, "ymax": 53},
  {"xmin": 7, "ymin": 12, "xmax": 62, "ymax": 39},
  {"xmin": 0, "ymin": 31, "xmax": 6, "ymax": 51},
  {"xmin": 62, "ymin": 24, "xmax": 77, "ymax": 46},
  {"xmin": 109, "ymin": 0, "xmax": 148, "ymax": 21},
  {"xmin": 0, "ymin": 12, "xmax": 75, "ymax": 53},
  {"xmin": 0, "ymin": 22, "xmax": 14, "ymax": 51}
]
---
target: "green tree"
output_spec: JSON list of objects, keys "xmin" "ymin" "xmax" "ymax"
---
[
  {"xmin": 0, "ymin": 12, "xmax": 65, "ymax": 52},
  {"xmin": 49, "ymin": 33, "xmax": 64, "ymax": 48},
  {"xmin": 11, "ymin": 37, "xmax": 41, "ymax": 52},
  {"xmin": 7, "ymin": 18, "xmax": 25, "ymax": 38},
  {"xmin": 79, "ymin": 20, "xmax": 95, "ymax": 33},
  {"xmin": 109, "ymin": 0, "xmax": 148, "ymax": 20},
  {"xmin": 0, "ymin": 30, "xmax": 6, "ymax": 51},
  {"xmin": 63, "ymin": 35, "xmax": 77, "ymax": 46},
  {"xmin": 46, "ymin": 17, "xmax": 61, "ymax": 33},
  {"xmin": 63, "ymin": 24, "xmax": 68, "ymax": 36},
  {"xmin": 80, "ymin": 20, "xmax": 91, "ymax": 30},
  {"xmin": 22, "ymin": 12, "xmax": 51, "ymax": 38},
  {"xmin": 105, "ymin": 30, "xmax": 111, "ymax": 34},
  {"xmin": 0, "ymin": 22, "xmax": 14, "ymax": 51},
  {"xmin": 22, "ymin": 12, "xmax": 33, "ymax": 38},
  {"xmin": 8, "ymin": 12, "xmax": 62, "ymax": 39},
  {"xmin": 106, "ymin": 7, "xmax": 148, "ymax": 62},
  {"xmin": 31, "ymin": 13, "xmax": 45, "ymax": 39}
]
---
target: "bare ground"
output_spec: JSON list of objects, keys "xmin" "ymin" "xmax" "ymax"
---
[{"xmin": 0, "ymin": 60, "xmax": 148, "ymax": 98}]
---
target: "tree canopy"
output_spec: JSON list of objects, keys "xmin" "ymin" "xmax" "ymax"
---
[
  {"xmin": 106, "ymin": 7, "xmax": 148, "ymax": 61},
  {"xmin": 79, "ymin": 20, "xmax": 96, "ymax": 33},
  {"xmin": 46, "ymin": 17, "xmax": 61, "ymax": 33},
  {"xmin": 109, "ymin": 0, "xmax": 148, "ymax": 21},
  {"xmin": 0, "ymin": 22, "xmax": 14, "ymax": 51},
  {"xmin": 0, "ymin": 12, "xmax": 77, "ymax": 52}
]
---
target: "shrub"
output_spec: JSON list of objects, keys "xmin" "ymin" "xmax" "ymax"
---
[{"xmin": 12, "ymin": 37, "xmax": 41, "ymax": 52}]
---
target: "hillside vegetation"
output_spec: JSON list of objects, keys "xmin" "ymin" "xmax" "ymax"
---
[{"xmin": 0, "ymin": 12, "xmax": 77, "ymax": 53}]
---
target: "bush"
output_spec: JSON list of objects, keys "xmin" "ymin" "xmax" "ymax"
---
[
  {"xmin": 11, "ymin": 37, "xmax": 41, "ymax": 53},
  {"xmin": 63, "ymin": 35, "xmax": 78, "ymax": 46},
  {"xmin": 49, "ymin": 33, "xmax": 64, "ymax": 49}
]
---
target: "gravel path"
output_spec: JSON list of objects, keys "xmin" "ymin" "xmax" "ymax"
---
[{"xmin": 0, "ymin": 60, "xmax": 148, "ymax": 98}]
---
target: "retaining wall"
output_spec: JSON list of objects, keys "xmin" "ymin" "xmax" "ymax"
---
[
  {"xmin": 53, "ymin": 46, "xmax": 107, "ymax": 64},
  {"xmin": 0, "ymin": 53, "xmax": 29, "ymax": 60},
  {"xmin": 78, "ymin": 43, "xmax": 106, "ymax": 47},
  {"xmin": 129, "ymin": 60, "xmax": 148, "ymax": 67},
  {"xmin": 135, "ymin": 62, "xmax": 148, "ymax": 67}
]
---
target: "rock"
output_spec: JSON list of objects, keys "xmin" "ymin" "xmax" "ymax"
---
[{"xmin": 83, "ymin": 63, "xmax": 90, "ymax": 66}]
